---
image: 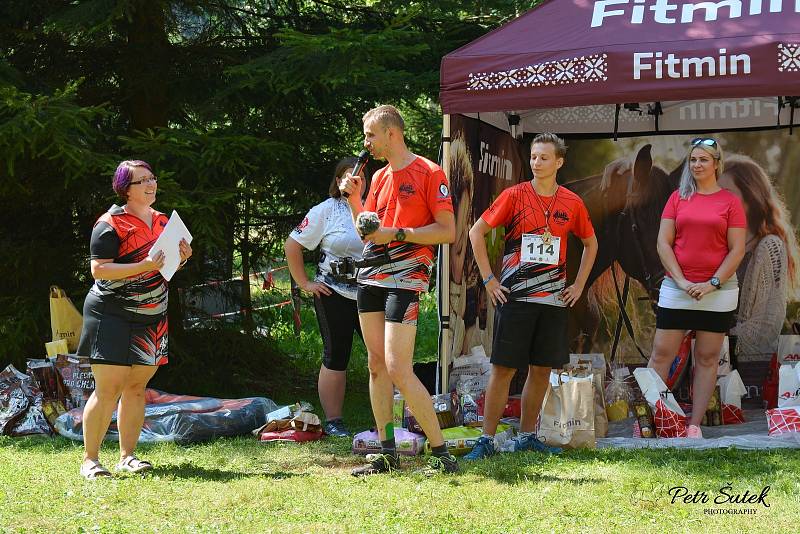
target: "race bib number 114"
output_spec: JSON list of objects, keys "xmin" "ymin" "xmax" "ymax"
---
[{"xmin": 521, "ymin": 233, "xmax": 560, "ymax": 265}]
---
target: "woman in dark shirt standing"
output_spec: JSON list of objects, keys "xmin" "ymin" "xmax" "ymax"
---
[{"xmin": 76, "ymin": 160, "xmax": 191, "ymax": 479}]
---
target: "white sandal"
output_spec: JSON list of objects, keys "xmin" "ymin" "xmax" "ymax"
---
[
  {"xmin": 80, "ymin": 459, "xmax": 112, "ymax": 480},
  {"xmin": 115, "ymin": 455, "xmax": 153, "ymax": 473}
]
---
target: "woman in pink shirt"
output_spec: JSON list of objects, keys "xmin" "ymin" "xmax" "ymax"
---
[{"xmin": 648, "ymin": 138, "xmax": 746, "ymax": 439}]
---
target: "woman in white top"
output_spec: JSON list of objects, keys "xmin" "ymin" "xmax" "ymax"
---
[
  {"xmin": 285, "ymin": 157, "xmax": 365, "ymax": 437},
  {"xmin": 718, "ymin": 155, "xmax": 800, "ymax": 359}
]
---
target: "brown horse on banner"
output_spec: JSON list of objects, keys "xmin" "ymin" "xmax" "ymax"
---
[{"xmin": 564, "ymin": 145, "xmax": 683, "ymax": 353}]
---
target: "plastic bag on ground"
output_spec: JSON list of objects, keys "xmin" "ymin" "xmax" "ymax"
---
[{"xmin": 54, "ymin": 388, "xmax": 277, "ymax": 443}]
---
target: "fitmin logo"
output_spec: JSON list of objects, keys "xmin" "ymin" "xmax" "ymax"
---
[{"xmin": 552, "ymin": 209, "xmax": 570, "ymax": 224}]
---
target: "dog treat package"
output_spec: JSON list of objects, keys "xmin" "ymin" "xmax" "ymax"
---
[{"xmin": 54, "ymin": 354, "xmax": 95, "ymax": 410}]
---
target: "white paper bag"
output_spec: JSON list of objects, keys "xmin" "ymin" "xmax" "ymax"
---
[
  {"xmin": 777, "ymin": 335, "xmax": 800, "ymax": 365},
  {"xmin": 777, "ymin": 363, "xmax": 800, "ymax": 408},
  {"xmin": 692, "ymin": 335, "xmax": 731, "ymax": 377},
  {"xmin": 717, "ymin": 370, "xmax": 747, "ymax": 409}
]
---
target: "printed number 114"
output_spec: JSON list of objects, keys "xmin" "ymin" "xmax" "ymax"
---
[{"xmin": 528, "ymin": 242, "xmax": 554, "ymax": 255}]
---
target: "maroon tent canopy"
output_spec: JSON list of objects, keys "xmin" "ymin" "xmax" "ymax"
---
[{"xmin": 440, "ymin": 0, "xmax": 800, "ymax": 135}]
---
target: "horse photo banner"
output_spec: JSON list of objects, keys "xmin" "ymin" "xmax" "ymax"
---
[{"xmin": 448, "ymin": 114, "xmax": 800, "ymax": 404}]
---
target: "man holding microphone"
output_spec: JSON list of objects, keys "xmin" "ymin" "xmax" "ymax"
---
[{"xmin": 339, "ymin": 105, "xmax": 458, "ymax": 476}]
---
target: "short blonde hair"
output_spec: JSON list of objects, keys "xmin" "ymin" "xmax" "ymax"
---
[{"xmin": 362, "ymin": 105, "xmax": 405, "ymax": 132}]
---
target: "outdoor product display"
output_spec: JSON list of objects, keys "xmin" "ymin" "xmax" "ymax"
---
[
  {"xmin": 405, "ymin": 392, "xmax": 462, "ymax": 434},
  {"xmin": 53, "ymin": 354, "xmax": 95, "ymax": 410},
  {"xmin": 424, "ymin": 424, "xmax": 513, "ymax": 456},
  {"xmin": 605, "ymin": 367, "xmax": 633, "ymax": 422},
  {"xmin": 256, "ymin": 410, "xmax": 324, "ymax": 443},
  {"xmin": 718, "ymin": 370, "xmax": 747, "ymax": 425},
  {"xmin": 633, "ymin": 367, "xmax": 687, "ymax": 438},
  {"xmin": 777, "ymin": 362, "xmax": 800, "ymax": 408},
  {"xmin": 0, "ymin": 365, "xmax": 52, "ymax": 436},
  {"xmin": 766, "ymin": 407, "xmax": 800, "ymax": 436},
  {"xmin": 352, "ymin": 428, "xmax": 426, "ymax": 456},
  {"xmin": 632, "ymin": 398, "xmax": 655, "ymax": 439},
  {"xmin": 539, "ymin": 372, "xmax": 596, "ymax": 448},
  {"xmin": 55, "ymin": 389, "xmax": 277, "ymax": 443},
  {"xmin": 701, "ymin": 386, "xmax": 723, "ymax": 427}
]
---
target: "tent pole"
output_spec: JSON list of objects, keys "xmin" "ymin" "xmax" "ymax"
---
[{"xmin": 439, "ymin": 113, "xmax": 452, "ymax": 394}]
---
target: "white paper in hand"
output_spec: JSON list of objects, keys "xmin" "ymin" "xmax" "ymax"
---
[{"xmin": 148, "ymin": 210, "xmax": 192, "ymax": 281}]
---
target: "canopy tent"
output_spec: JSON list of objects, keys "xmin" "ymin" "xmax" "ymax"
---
[
  {"xmin": 437, "ymin": 0, "xmax": 800, "ymax": 390},
  {"xmin": 440, "ymin": 0, "xmax": 800, "ymax": 137}
]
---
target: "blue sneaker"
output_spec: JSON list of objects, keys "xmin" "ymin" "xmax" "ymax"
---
[
  {"xmin": 464, "ymin": 436, "xmax": 496, "ymax": 460},
  {"xmin": 514, "ymin": 434, "xmax": 562, "ymax": 454}
]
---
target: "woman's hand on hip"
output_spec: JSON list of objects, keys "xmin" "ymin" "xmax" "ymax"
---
[{"xmin": 302, "ymin": 281, "xmax": 332, "ymax": 298}]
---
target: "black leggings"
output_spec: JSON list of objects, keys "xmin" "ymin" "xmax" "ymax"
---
[{"xmin": 313, "ymin": 291, "xmax": 363, "ymax": 371}]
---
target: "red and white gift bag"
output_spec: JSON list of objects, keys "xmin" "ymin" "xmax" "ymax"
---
[
  {"xmin": 634, "ymin": 368, "xmax": 687, "ymax": 438},
  {"xmin": 718, "ymin": 370, "xmax": 747, "ymax": 425},
  {"xmin": 766, "ymin": 407, "xmax": 800, "ymax": 436}
]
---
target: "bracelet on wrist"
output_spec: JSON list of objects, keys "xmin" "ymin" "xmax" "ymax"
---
[{"xmin": 482, "ymin": 274, "xmax": 495, "ymax": 286}]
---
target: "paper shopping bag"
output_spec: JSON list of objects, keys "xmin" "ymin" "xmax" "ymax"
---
[
  {"xmin": 778, "ymin": 335, "xmax": 800, "ymax": 365},
  {"xmin": 691, "ymin": 335, "xmax": 731, "ymax": 377},
  {"xmin": 49, "ymin": 286, "xmax": 83, "ymax": 352},
  {"xmin": 565, "ymin": 362, "xmax": 608, "ymax": 438},
  {"xmin": 717, "ymin": 370, "xmax": 747, "ymax": 424},
  {"xmin": 538, "ymin": 372, "xmax": 595, "ymax": 449},
  {"xmin": 777, "ymin": 363, "xmax": 800, "ymax": 408},
  {"xmin": 633, "ymin": 367, "xmax": 687, "ymax": 438}
]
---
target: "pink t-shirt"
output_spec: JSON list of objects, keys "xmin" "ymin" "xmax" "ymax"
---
[{"xmin": 661, "ymin": 189, "xmax": 746, "ymax": 282}]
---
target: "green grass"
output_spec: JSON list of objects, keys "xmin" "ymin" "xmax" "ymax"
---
[
  {"xmin": 2, "ymin": 394, "xmax": 799, "ymax": 533},
  {"xmin": 4, "ymin": 266, "xmax": 799, "ymax": 532}
]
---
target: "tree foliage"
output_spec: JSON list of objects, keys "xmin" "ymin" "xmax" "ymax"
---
[{"xmin": 0, "ymin": 0, "xmax": 537, "ymax": 370}]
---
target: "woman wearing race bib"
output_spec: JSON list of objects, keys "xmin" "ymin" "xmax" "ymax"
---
[
  {"xmin": 648, "ymin": 138, "xmax": 746, "ymax": 439},
  {"xmin": 285, "ymin": 157, "xmax": 366, "ymax": 437}
]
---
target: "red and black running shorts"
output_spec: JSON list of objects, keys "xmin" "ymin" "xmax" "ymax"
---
[{"xmin": 356, "ymin": 285, "xmax": 420, "ymax": 326}]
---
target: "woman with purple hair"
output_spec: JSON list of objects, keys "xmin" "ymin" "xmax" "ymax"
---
[{"xmin": 76, "ymin": 160, "xmax": 192, "ymax": 479}]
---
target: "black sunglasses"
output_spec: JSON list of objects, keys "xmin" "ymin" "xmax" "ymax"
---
[
  {"xmin": 130, "ymin": 176, "xmax": 158, "ymax": 185},
  {"xmin": 691, "ymin": 138, "xmax": 717, "ymax": 148}
]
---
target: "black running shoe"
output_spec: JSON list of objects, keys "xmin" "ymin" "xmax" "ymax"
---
[
  {"xmin": 422, "ymin": 453, "xmax": 459, "ymax": 475},
  {"xmin": 323, "ymin": 419, "xmax": 350, "ymax": 437},
  {"xmin": 351, "ymin": 453, "xmax": 398, "ymax": 477}
]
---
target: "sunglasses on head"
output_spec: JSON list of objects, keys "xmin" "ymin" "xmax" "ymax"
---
[{"xmin": 691, "ymin": 138, "xmax": 717, "ymax": 148}]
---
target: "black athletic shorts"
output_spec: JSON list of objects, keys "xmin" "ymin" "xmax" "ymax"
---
[
  {"xmin": 356, "ymin": 284, "xmax": 420, "ymax": 326},
  {"xmin": 656, "ymin": 307, "xmax": 732, "ymax": 333},
  {"xmin": 491, "ymin": 300, "xmax": 569, "ymax": 370},
  {"xmin": 313, "ymin": 291, "xmax": 363, "ymax": 371}
]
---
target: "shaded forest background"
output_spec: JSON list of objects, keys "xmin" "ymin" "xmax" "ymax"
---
[
  {"xmin": 3, "ymin": 1, "xmax": 797, "ymax": 395},
  {"xmin": 0, "ymin": 0, "xmax": 540, "ymax": 394}
]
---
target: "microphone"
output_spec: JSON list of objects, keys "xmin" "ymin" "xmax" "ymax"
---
[
  {"xmin": 343, "ymin": 149, "xmax": 370, "ymax": 198},
  {"xmin": 356, "ymin": 211, "xmax": 381, "ymax": 238}
]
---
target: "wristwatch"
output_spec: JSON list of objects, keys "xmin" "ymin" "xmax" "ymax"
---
[
  {"xmin": 709, "ymin": 277, "xmax": 721, "ymax": 289},
  {"xmin": 395, "ymin": 228, "xmax": 407, "ymax": 242}
]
